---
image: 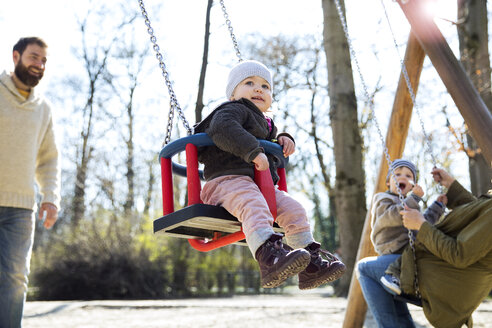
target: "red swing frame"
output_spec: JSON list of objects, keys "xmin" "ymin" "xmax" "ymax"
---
[{"xmin": 159, "ymin": 133, "xmax": 288, "ymax": 252}]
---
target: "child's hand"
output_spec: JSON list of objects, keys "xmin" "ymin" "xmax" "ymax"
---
[
  {"xmin": 412, "ymin": 183, "xmax": 424, "ymax": 198},
  {"xmin": 431, "ymin": 167, "xmax": 455, "ymax": 188},
  {"xmin": 278, "ymin": 136, "xmax": 295, "ymax": 157},
  {"xmin": 437, "ymin": 194, "xmax": 448, "ymax": 206},
  {"xmin": 400, "ymin": 205, "xmax": 425, "ymax": 230},
  {"xmin": 252, "ymin": 153, "xmax": 269, "ymax": 171}
]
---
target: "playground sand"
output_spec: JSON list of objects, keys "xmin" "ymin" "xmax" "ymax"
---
[{"xmin": 23, "ymin": 287, "xmax": 492, "ymax": 327}]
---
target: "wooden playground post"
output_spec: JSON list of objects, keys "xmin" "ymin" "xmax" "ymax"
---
[
  {"xmin": 343, "ymin": 32, "xmax": 426, "ymax": 328},
  {"xmin": 397, "ymin": 0, "xmax": 492, "ymax": 165}
]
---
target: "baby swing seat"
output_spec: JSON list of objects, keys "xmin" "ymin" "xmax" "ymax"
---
[{"xmin": 154, "ymin": 133, "xmax": 288, "ymax": 251}]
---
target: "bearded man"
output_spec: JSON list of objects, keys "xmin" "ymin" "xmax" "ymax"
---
[{"xmin": 0, "ymin": 37, "xmax": 60, "ymax": 328}]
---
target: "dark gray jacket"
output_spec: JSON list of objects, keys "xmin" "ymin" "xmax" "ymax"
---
[{"xmin": 195, "ymin": 98, "xmax": 293, "ymax": 184}]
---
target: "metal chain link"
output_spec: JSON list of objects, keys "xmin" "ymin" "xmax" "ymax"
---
[
  {"xmin": 407, "ymin": 226, "xmax": 420, "ymax": 297},
  {"xmin": 333, "ymin": 0, "xmax": 397, "ymax": 188},
  {"xmin": 380, "ymin": 0, "xmax": 455, "ymax": 297},
  {"xmin": 138, "ymin": 0, "xmax": 192, "ymax": 145},
  {"xmin": 380, "ymin": 0, "xmax": 441, "ymax": 179},
  {"xmin": 334, "ymin": 0, "xmax": 420, "ymax": 297},
  {"xmin": 219, "ymin": 0, "xmax": 243, "ymax": 62},
  {"xmin": 379, "ymin": 0, "xmax": 423, "ymax": 298}
]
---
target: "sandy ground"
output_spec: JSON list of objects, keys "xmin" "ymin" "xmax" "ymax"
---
[{"xmin": 23, "ymin": 288, "xmax": 492, "ymax": 328}]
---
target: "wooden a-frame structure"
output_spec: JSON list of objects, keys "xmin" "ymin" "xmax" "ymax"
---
[{"xmin": 343, "ymin": 1, "xmax": 492, "ymax": 327}]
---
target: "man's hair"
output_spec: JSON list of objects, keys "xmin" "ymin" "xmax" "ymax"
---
[{"xmin": 13, "ymin": 37, "xmax": 48, "ymax": 55}]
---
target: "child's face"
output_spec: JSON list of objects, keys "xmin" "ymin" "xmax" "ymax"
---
[
  {"xmin": 230, "ymin": 76, "xmax": 272, "ymax": 113},
  {"xmin": 387, "ymin": 166, "xmax": 415, "ymax": 196}
]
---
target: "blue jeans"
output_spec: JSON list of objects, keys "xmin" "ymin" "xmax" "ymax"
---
[
  {"xmin": 0, "ymin": 207, "xmax": 35, "ymax": 328},
  {"xmin": 357, "ymin": 255, "xmax": 415, "ymax": 328}
]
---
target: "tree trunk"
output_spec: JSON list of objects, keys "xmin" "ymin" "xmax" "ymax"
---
[
  {"xmin": 322, "ymin": 0, "xmax": 367, "ymax": 296},
  {"xmin": 124, "ymin": 86, "xmax": 136, "ymax": 215},
  {"xmin": 72, "ymin": 88, "xmax": 95, "ymax": 231},
  {"xmin": 457, "ymin": 0, "xmax": 492, "ymax": 195},
  {"xmin": 72, "ymin": 147, "xmax": 90, "ymax": 230},
  {"xmin": 143, "ymin": 159, "xmax": 155, "ymax": 217},
  {"xmin": 195, "ymin": 0, "xmax": 213, "ymax": 123}
]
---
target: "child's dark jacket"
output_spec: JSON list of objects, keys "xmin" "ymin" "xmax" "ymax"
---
[{"xmin": 194, "ymin": 98, "xmax": 293, "ymax": 185}]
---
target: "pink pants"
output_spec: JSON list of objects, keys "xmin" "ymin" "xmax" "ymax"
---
[{"xmin": 201, "ymin": 175, "xmax": 313, "ymax": 255}]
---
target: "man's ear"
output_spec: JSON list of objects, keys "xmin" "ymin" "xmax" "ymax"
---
[{"xmin": 12, "ymin": 50, "xmax": 20, "ymax": 65}]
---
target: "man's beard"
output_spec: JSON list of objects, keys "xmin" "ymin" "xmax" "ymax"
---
[{"xmin": 14, "ymin": 58, "xmax": 43, "ymax": 87}]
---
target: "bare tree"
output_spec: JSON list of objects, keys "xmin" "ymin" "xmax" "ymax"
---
[
  {"xmin": 143, "ymin": 158, "xmax": 156, "ymax": 217},
  {"xmin": 322, "ymin": 0, "xmax": 367, "ymax": 296},
  {"xmin": 112, "ymin": 44, "xmax": 147, "ymax": 217},
  {"xmin": 195, "ymin": 0, "xmax": 214, "ymax": 122},
  {"xmin": 457, "ymin": 0, "xmax": 492, "ymax": 195},
  {"xmin": 70, "ymin": 16, "xmax": 113, "ymax": 231},
  {"xmin": 68, "ymin": 4, "xmax": 139, "ymax": 231}
]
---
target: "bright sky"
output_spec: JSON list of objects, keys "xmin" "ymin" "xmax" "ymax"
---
[
  {"xmin": 0, "ymin": 0, "xmax": 459, "ymax": 96},
  {"xmin": 0, "ymin": 0, "xmax": 324, "ymax": 94}
]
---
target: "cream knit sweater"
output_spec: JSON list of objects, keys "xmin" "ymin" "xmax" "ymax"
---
[{"xmin": 0, "ymin": 71, "xmax": 60, "ymax": 210}]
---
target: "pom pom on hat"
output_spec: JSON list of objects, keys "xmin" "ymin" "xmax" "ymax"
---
[{"xmin": 226, "ymin": 60, "xmax": 273, "ymax": 99}]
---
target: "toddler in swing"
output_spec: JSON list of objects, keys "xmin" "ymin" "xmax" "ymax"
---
[
  {"xmin": 371, "ymin": 159, "xmax": 447, "ymax": 295},
  {"xmin": 195, "ymin": 60, "xmax": 346, "ymax": 289}
]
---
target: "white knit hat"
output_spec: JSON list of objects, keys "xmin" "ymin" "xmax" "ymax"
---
[{"xmin": 226, "ymin": 60, "xmax": 273, "ymax": 99}]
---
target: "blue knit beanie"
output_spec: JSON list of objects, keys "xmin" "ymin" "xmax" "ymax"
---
[
  {"xmin": 387, "ymin": 159, "xmax": 418, "ymax": 182},
  {"xmin": 226, "ymin": 60, "xmax": 273, "ymax": 99}
]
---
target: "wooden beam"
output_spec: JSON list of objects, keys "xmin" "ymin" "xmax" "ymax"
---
[
  {"xmin": 343, "ymin": 32, "xmax": 426, "ymax": 328},
  {"xmin": 397, "ymin": 0, "xmax": 492, "ymax": 166}
]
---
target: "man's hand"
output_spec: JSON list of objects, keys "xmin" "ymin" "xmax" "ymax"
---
[
  {"xmin": 431, "ymin": 167, "xmax": 455, "ymax": 189},
  {"xmin": 252, "ymin": 153, "xmax": 269, "ymax": 171},
  {"xmin": 400, "ymin": 205, "xmax": 425, "ymax": 230},
  {"xmin": 278, "ymin": 136, "xmax": 295, "ymax": 158},
  {"xmin": 437, "ymin": 194, "xmax": 448, "ymax": 206},
  {"xmin": 39, "ymin": 203, "xmax": 58, "ymax": 229}
]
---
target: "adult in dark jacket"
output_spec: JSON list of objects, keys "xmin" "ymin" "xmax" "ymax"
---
[
  {"xmin": 196, "ymin": 60, "xmax": 345, "ymax": 290},
  {"xmin": 358, "ymin": 167, "xmax": 492, "ymax": 328},
  {"xmin": 399, "ymin": 168, "xmax": 492, "ymax": 328}
]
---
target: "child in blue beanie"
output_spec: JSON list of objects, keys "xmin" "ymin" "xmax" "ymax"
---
[{"xmin": 371, "ymin": 159, "xmax": 446, "ymax": 295}]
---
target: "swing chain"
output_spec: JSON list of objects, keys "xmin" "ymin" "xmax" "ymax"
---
[
  {"xmin": 138, "ymin": 0, "xmax": 192, "ymax": 144},
  {"xmin": 333, "ymin": 0, "xmax": 396, "ymax": 181},
  {"xmin": 407, "ymin": 230, "xmax": 420, "ymax": 297},
  {"xmin": 219, "ymin": 0, "xmax": 243, "ymax": 62},
  {"xmin": 380, "ymin": 0, "xmax": 441, "ymax": 184},
  {"xmin": 380, "ymin": 0, "xmax": 428, "ymax": 297},
  {"xmin": 334, "ymin": 0, "xmax": 420, "ymax": 297}
]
